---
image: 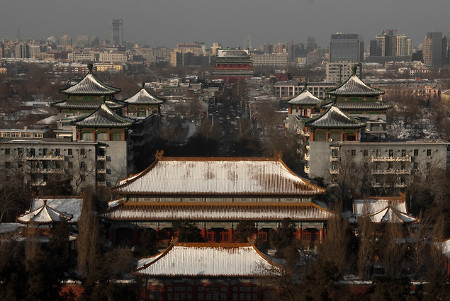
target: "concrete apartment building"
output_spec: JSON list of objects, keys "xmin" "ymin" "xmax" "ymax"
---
[
  {"xmin": 274, "ymin": 81, "xmax": 335, "ymax": 99},
  {"xmin": 326, "ymin": 62, "xmax": 362, "ymax": 84},
  {"xmin": 250, "ymin": 52, "xmax": 288, "ymax": 68}
]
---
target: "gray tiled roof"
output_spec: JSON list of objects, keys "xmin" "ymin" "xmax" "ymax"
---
[
  {"xmin": 61, "ymin": 73, "xmax": 120, "ymax": 95},
  {"xmin": 305, "ymin": 106, "xmax": 366, "ymax": 129},
  {"xmin": 335, "ymin": 102, "xmax": 392, "ymax": 110},
  {"xmin": 327, "ymin": 75, "xmax": 384, "ymax": 96},
  {"xmin": 75, "ymin": 103, "xmax": 133, "ymax": 128},
  {"xmin": 288, "ymin": 89, "xmax": 322, "ymax": 106},
  {"xmin": 52, "ymin": 99, "xmax": 125, "ymax": 110},
  {"xmin": 124, "ymin": 88, "xmax": 163, "ymax": 105}
]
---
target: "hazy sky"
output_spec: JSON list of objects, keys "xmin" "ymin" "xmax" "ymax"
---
[{"xmin": 1, "ymin": 0, "xmax": 449, "ymax": 48}]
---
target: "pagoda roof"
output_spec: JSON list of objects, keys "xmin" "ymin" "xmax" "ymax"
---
[
  {"xmin": 103, "ymin": 201, "xmax": 333, "ymax": 221},
  {"xmin": 304, "ymin": 106, "xmax": 366, "ymax": 129},
  {"xmin": 17, "ymin": 200, "xmax": 73, "ymax": 224},
  {"xmin": 29, "ymin": 197, "xmax": 82, "ymax": 223},
  {"xmin": 335, "ymin": 101, "xmax": 393, "ymax": 111},
  {"xmin": 60, "ymin": 66, "xmax": 120, "ymax": 95},
  {"xmin": 353, "ymin": 194, "xmax": 416, "ymax": 223},
  {"xmin": 75, "ymin": 103, "xmax": 134, "ymax": 128},
  {"xmin": 124, "ymin": 86, "xmax": 164, "ymax": 105},
  {"xmin": 327, "ymin": 75, "xmax": 384, "ymax": 97},
  {"xmin": 52, "ymin": 99, "xmax": 125, "ymax": 110},
  {"xmin": 134, "ymin": 242, "xmax": 282, "ymax": 277},
  {"xmin": 114, "ymin": 151, "xmax": 325, "ymax": 196},
  {"xmin": 287, "ymin": 88, "xmax": 322, "ymax": 106}
]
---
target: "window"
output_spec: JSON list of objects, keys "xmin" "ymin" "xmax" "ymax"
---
[
  {"xmin": 54, "ymin": 149, "xmax": 60, "ymax": 156},
  {"xmin": 388, "ymin": 162, "xmax": 393, "ymax": 169},
  {"xmin": 376, "ymin": 149, "xmax": 381, "ymax": 157},
  {"xmin": 82, "ymin": 133, "xmax": 94, "ymax": 141},
  {"xmin": 80, "ymin": 175, "xmax": 85, "ymax": 182},
  {"xmin": 4, "ymin": 148, "xmax": 10, "ymax": 155},
  {"xmin": 68, "ymin": 149, "xmax": 73, "ymax": 156},
  {"xmin": 5, "ymin": 162, "xmax": 10, "ymax": 168},
  {"xmin": 331, "ymin": 149, "xmax": 338, "ymax": 158},
  {"xmin": 363, "ymin": 149, "xmax": 368, "ymax": 157},
  {"xmin": 80, "ymin": 149, "xmax": 86, "ymax": 156},
  {"xmin": 110, "ymin": 133, "xmax": 123, "ymax": 141},
  {"xmin": 68, "ymin": 162, "xmax": 73, "ymax": 169},
  {"xmin": 351, "ymin": 149, "xmax": 356, "ymax": 156},
  {"xmin": 97, "ymin": 132, "xmax": 108, "ymax": 141},
  {"xmin": 400, "ymin": 162, "xmax": 405, "ymax": 170},
  {"xmin": 414, "ymin": 162, "xmax": 418, "ymax": 170},
  {"xmin": 426, "ymin": 149, "xmax": 431, "ymax": 156},
  {"xmin": 413, "ymin": 149, "xmax": 418, "ymax": 156},
  {"xmin": 17, "ymin": 148, "xmax": 23, "ymax": 157},
  {"xmin": 401, "ymin": 149, "xmax": 406, "ymax": 157},
  {"xmin": 80, "ymin": 162, "xmax": 86, "ymax": 171},
  {"xmin": 388, "ymin": 149, "xmax": 394, "ymax": 157}
]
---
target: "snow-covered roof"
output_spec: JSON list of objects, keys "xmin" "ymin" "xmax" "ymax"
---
[
  {"xmin": 114, "ymin": 153, "xmax": 325, "ymax": 196},
  {"xmin": 443, "ymin": 239, "xmax": 450, "ymax": 259},
  {"xmin": 327, "ymin": 74, "xmax": 384, "ymax": 96},
  {"xmin": 30, "ymin": 198, "xmax": 82, "ymax": 223},
  {"xmin": 353, "ymin": 194, "xmax": 416, "ymax": 223},
  {"xmin": 60, "ymin": 67, "xmax": 120, "ymax": 95},
  {"xmin": 52, "ymin": 99, "xmax": 124, "ymax": 110},
  {"xmin": 288, "ymin": 89, "xmax": 322, "ymax": 106},
  {"xmin": 0, "ymin": 223, "xmax": 22, "ymax": 234},
  {"xmin": 134, "ymin": 242, "xmax": 281, "ymax": 277},
  {"xmin": 17, "ymin": 200, "xmax": 73, "ymax": 224},
  {"xmin": 103, "ymin": 201, "xmax": 333, "ymax": 221},
  {"xmin": 124, "ymin": 87, "xmax": 163, "ymax": 105},
  {"xmin": 305, "ymin": 106, "xmax": 366, "ymax": 129},
  {"xmin": 75, "ymin": 103, "xmax": 134, "ymax": 128}
]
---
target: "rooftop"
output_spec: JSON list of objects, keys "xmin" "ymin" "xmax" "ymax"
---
[
  {"xmin": 114, "ymin": 152, "xmax": 325, "ymax": 196},
  {"xmin": 305, "ymin": 106, "xmax": 366, "ymax": 129}
]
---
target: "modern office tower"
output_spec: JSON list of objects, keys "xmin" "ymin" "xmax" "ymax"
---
[
  {"xmin": 396, "ymin": 34, "xmax": 412, "ymax": 56},
  {"xmin": 110, "ymin": 19, "xmax": 123, "ymax": 47},
  {"xmin": 423, "ymin": 32, "xmax": 448, "ymax": 67},
  {"xmin": 15, "ymin": 42, "xmax": 29, "ymax": 58},
  {"xmin": 329, "ymin": 33, "xmax": 364, "ymax": 62}
]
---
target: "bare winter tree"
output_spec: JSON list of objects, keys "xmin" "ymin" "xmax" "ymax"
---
[
  {"xmin": 77, "ymin": 189, "xmax": 102, "ymax": 278},
  {"xmin": 379, "ymin": 222, "xmax": 407, "ymax": 278},
  {"xmin": 357, "ymin": 205, "xmax": 376, "ymax": 280}
]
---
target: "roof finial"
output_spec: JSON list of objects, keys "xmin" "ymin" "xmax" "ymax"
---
[
  {"xmin": 303, "ymin": 82, "xmax": 308, "ymax": 91},
  {"xmin": 87, "ymin": 63, "xmax": 93, "ymax": 73},
  {"xmin": 141, "ymin": 82, "xmax": 145, "ymax": 89},
  {"xmin": 155, "ymin": 150, "xmax": 164, "ymax": 160},
  {"xmin": 102, "ymin": 95, "xmax": 106, "ymax": 103},
  {"xmin": 352, "ymin": 65, "xmax": 357, "ymax": 76}
]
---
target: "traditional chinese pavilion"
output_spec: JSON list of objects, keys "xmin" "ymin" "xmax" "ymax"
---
[
  {"xmin": 304, "ymin": 105, "xmax": 366, "ymax": 142},
  {"xmin": 123, "ymin": 83, "xmax": 164, "ymax": 118},
  {"xmin": 326, "ymin": 67, "xmax": 391, "ymax": 140},
  {"xmin": 104, "ymin": 151, "xmax": 331, "ymax": 245},
  {"xmin": 287, "ymin": 85, "xmax": 323, "ymax": 117},
  {"xmin": 53, "ymin": 64, "xmax": 124, "ymax": 116},
  {"xmin": 213, "ymin": 49, "xmax": 253, "ymax": 82},
  {"xmin": 133, "ymin": 241, "xmax": 282, "ymax": 301}
]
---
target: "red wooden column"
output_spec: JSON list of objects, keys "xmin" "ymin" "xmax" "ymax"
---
[{"xmin": 319, "ymin": 228, "xmax": 324, "ymax": 243}]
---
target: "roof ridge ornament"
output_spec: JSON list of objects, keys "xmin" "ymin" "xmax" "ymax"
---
[
  {"xmin": 87, "ymin": 63, "xmax": 93, "ymax": 73},
  {"xmin": 352, "ymin": 65, "xmax": 357, "ymax": 76},
  {"xmin": 141, "ymin": 82, "xmax": 146, "ymax": 89},
  {"xmin": 155, "ymin": 150, "xmax": 164, "ymax": 160}
]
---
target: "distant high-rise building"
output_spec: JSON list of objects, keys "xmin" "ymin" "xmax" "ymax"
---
[
  {"xmin": 15, "ymin": 42, "xmax": 29, "ymax": 58},
  {"xmin": 423, "ymin": 32, "xmax": 448, "ymax": 67},
  {"xmin": 110, "ymin": 19, "xmax": 123, "ymax": 47},
  {"xmin": 396, "ymin": 34, "xmax": 412, "ymax": 56},
  {"xmin": 61, "ymin": 35, "xmax": 72, "ymax": 50},
  {"xmin": 329, "ymin": 33, "xmax": 364, "ymax": 62},
  {"xmin": 76, "ymin": 35, "xmax": 90, "ymax": 47},
  {"xmin": 244, "ymin": 35, "xmax": 252, "ymax": 50}
]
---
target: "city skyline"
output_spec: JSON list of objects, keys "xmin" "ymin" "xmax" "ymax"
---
[{"xmin": 1, "ymin": 0, "xmax": 449, "ymax": 48}]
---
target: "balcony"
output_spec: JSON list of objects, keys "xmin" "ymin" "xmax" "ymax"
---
[
  {"xmin": 304, "ymin": 166, "xmax": 310, "ymax": 174},
  {"xmin": 30, "ymin": 168, "xmax": 65, "ymax": 174},
  {"xmin": 372, "ymin": 169, "xmax": 411, "ymax": 175},
  {"xmin": 304, "ymin": 153, "xmax": 310, "ymax": 161},
  {"xmin": 97, "ymin": 169, "xmax": 106, "ymax": 174},
  {"xmin": 330, "ymin": 169, "xmax": 339, "ymax": 175},
  {"xmin": 371, "ymin": 156, "xmax": 411, "ymax": 162},
  {"xmin": 97, "ymin": 155, "xmax": 106, "ymax": 161},
  {"xmin": 25, "ymin": 155, "xmax": 65, "ymax": 161},
  {"xmin": 330, "ymin": 156, "xmax": 339, "ymax": 162}
]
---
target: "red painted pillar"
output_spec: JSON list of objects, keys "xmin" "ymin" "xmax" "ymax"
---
[
  {"xmin": 201, "ymin": 228, "xmax": 206, "ymax": 240},
  {"xmin": 319, "ymin": 228, "xmax": 324, "ymax": 243},
  {"xmin": 228, "ymin": 228, "xmax": 233, "ymax": 242}
]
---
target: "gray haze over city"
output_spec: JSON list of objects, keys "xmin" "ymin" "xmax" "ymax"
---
[{"xmin": 1, "ymin": 0, "xmax": 449, "ymax": 47}]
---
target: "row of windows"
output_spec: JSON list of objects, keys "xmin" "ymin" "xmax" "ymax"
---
[
  {"xmin": 2, "ymin": 148, "xmax": 89, "ymax": 156},
  {"xmin": 345, "ymin": 149, "xmax": 435, "ymax": 157}
]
